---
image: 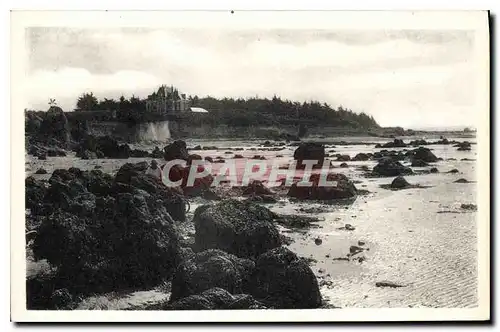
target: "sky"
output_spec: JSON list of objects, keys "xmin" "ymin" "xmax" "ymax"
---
[{"xmin": 25, "ymin": 27, "xmax": 478, "ymax": 129}]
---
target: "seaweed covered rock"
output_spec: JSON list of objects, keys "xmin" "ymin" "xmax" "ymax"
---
[
  {"xmin": 167, "ymin": 288, "xmax": 266, "ymax": 310},
  {"xmin": 164, "ymin": 140, "xmax": 189, "ymax": 162},
  {"xmin": 248, "ymin": 246, "xmax": 322, "ymax": 309},
  {"xmin": 32, "ymin": 193, "xmax": 181, "ymax": 294},
  {"xmin": 411, "ymin": 159, "xmax": 428, "ymax": 167},
  {"xmin": 293, "ymin": 142, "xmax": 325, "ymax": 169},
  {"xmin": 287, "ymin": 173, "xmax": 357, "ymax": 200},
  {"xmin": 352, "ymin": 153, "xmax": 370, "ymax": 161},
  {"xmin": 115, "ymin": 162, "xmax": 186, "ymax": 221},
  {"xmin": 193, "ymin": 199, "xmax": 281, "ymax": 258},
  {"xmin": 37, "ymin": 106, "xmax": 71, "ymax": 148},
  {"xmin": 391, "ymin": 176, "xmax": 410, "ymax": 189},
  {"xmin": 372, "ymin": 157, "xmax": 413, "ymax": 177},
  {"xmin": 411, "ymin": 147, "xmax": 438, "ymax": 162},
  {"xmin": 170, "ymin": 249, "xmax": 255, "ymax": 302}
]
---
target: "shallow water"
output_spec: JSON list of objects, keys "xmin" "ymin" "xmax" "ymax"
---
[{"xmin": 25, "ymin": 136, "xmax": 478, "ymax": 309}]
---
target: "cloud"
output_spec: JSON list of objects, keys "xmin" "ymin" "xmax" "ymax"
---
[{"xmin": 25, "ymin": 28, "xmax": 478, "ymax": 128}]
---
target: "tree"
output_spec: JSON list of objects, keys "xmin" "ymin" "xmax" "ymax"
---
[{"xmin": 76, "ymin": 92, "xmax": 98, "ymax": 111}]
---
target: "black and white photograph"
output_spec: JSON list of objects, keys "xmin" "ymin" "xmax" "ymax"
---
[{"xmin": 10, "ymin": 10, "xmax": 490, "ymax": 322}]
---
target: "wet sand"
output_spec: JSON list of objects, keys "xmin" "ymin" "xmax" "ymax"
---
[{"xmin": 25, "ymin": 136, "xmax": 478, "ymax": 309}]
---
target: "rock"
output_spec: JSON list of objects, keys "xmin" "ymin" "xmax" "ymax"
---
[
  {"xmin": 375, "ymin": 281, "xmax": 405, "ymax": 288},
  {"xmin": 409, "ymin": 139, "xmax": 428, "ymax": 146},
  {"xmin": 164, "ymin": 140, "xmax": 189, "ymax": 161},
  {"xmin": 461, "ymin": 203, "xmax": 477, "ymax": 211},
  {"xmin": 192, "ymin": 145, "xmax": 202, "ymax": 150},
  {"xmin": 287, "ymin": 173, "xmax": 357, "ymax": 200},
  {"xmin": 25, "ymin": 176, "xmax": 48, "ymax": 213},
  {"xmin": 167, "ymin": 288, "xmax": 266, "ymax": 310},
  {"xmin": 193, "ymin": 199, "xmax": 282, "ymax": 258},
  {"xmin": 170, "ymin": 249, "xmax": 255, "ymax": 302},
  {"xmin": 455, "ymin": 141, "xmax": 472, "ymax": 151},
  {"xmin": 248, "ymin": 247, "xmax": 322, "ymax": 309},
  {"xmin": 114, "ymin": 162, "xmax": 186, "ymax": 221},
  {"xmin": 204, "ymin": 156, "xmax": 214, "ymax": 162},
  {"xmin": 293, "ymin": 142, "xmax": 325, "ymax": 169},
  {"xmin": 447, "ymin": 169, "xmax": 459, "ymax": 174},
  {"xmin": 430, "ymin": 167, "xmax": 439, "ymax": 173},
  {"xmin": 151, "ymin": 146, "xmax": 163, "ymax": 159},
  {"xmin": 242, "ymin": 180, "xmax": 274, "ymax": 197},
  {"xmin": 32, "ymin": 193, "xmax": 182, "ymax": 294},
  {"xmin": 50, "ymin": 288, "xmax": 73, "ymax": 309},
  {"xmin": 345, "ymin": 224, "xmax": 355, "ymax": 231},
  {"xmin": 47, "ymin": 148, "xmax": 67, "ymax": 157},
  {"xmin": 382, "ymin": 139, "xmax": 407, "ymax": 148},
  {"xmin": 336, "ymin": 155, "xmax": 351, "ymax": 162},
  {"xmin": 233, "ymin": 154, "xmax": 244, "ymax": 159},
  {"xmin": 410, "ymin": 147, "xmax": 438, "ymax": 162},
  {"xmin": 339, "ymin": 162, "xmax": 348, "ymax": 168},
  {"xmin": 35, "ymin": 168, "xmax": 48, "ymax": 175},
  {"xmin": 454, "ymin": 178, "xmax": 470, "ymax": 183},
  {"xmin": 352, "ymin": 153, "xmax": 370, "ymax": 161},
  {"xmin": 37, "ymin": 152, "xmax": 47, "ymax": 160},
  {"xmin": 129, "ymin": 149, "xmax": 150, "ymax": 158},
  {"xmin": 358, "ymin": 240, "xmax": 365, "ymax": 246},
  {"xmin": 411, "ymin": 159, "xmax": 428, "ymax": 167},
  {"xmin": 372, "ymin": 157, "xmax": 413, "ymax": 177},
  {"xmin": 314, "ymin": 238, "xmax": 322, "ymax": 245},
  {"xmin": 390, "ymin": 176, "xmax": 410, "ymax": 189},
  {"xmin": 37, "ymin": 106, "xmax": 70, "ymax": 148}
]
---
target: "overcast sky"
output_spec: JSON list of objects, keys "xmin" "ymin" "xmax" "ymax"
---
[{"xmin": 25, "ymin": 27, "xmax": 477, "ymax": 129}]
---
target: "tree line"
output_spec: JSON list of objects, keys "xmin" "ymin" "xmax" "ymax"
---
[{"xmin": 75, "ymin": 88, "xmax": 379, "ymax": 129}]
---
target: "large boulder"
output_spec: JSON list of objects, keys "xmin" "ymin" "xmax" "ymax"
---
[
  {"xmin": 37, "ymin": 106, "xmax": 70, "ymax": 147},
  {"xmin": 390, "ymin": 176, "xmax": 410, "ymax": 189},
  {"xmin": 170, "ymin": 249, "xmax": 255, "ymax": 302},
  {"xmin": 248, "ymin": 247, "xmax": 322, "ymax": 309},
  {"xmin": 114, "ymin": 162, "xmax": 186, "ymax": 221},
  {"xmin": 164, "ymin": 140, "xmax": 189, "ymax": 161},
  {"xmin": 193, "ymin": 200, "xmax": 282, "ymax": 258},
  {"xmin": 287, "ymin": 173, "xmax": 357, "ymax": 200},
  {"xmin": 352, "ymin": 153, "xmax": 370, "ymax": 161},
  {"xmin": 25, "ymin": 176, "xmax": 47, "ymax": 213},
  {"xmin": 293, "ymin": 142, "xmax": 325, "ymax": 169},
  {"xmin": 411, "ymin": 147, "xmax": 438, "ymax": 162},
  {"xmin": 381, "ymin": 138, "xmax": 407, "ymax": 148},
  {"xmin": 372, "ymin": 157, "xmax": 413, "ymax": 177},
  {"xmin": 167, "ymin": 288, "xmax": 266, "ymax": 310},
  {"xmin": 32, "ymin": 193, "xmax": 181, "ymax": 294}
]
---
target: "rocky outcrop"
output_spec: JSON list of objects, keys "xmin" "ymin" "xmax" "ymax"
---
[
  {"xmin": 410, "ymin": 147, "xmax": 438, "ymax": 163},
  {"xmin": 287, "ymin": 173, "xmax": 357, "ymax": 200},
  {"xmin": 352, "ymin": 153, "xmax": 370, "ymax": 161},
  {"xmin": 167, "ymin": 288, "xmax": 266, "ymax": 310},
  {"xmin": 372, "ymin": 157, "xmax": 413, "ymax": 177},
  {"xmin": 170, "ymin": 249, "xmax": 255, "ymax": 302},
  {"xmin": 390, "ymin": 176, "xmax": 410, "ymax": 189},
  {"xmin": 455, "ymin": 141, "xmax": 472, "ymax": 151},
  {"xmin": 380, "ymin": 139, "xmax": 407, "ymax": 148},
  {"xmin": 193, "ymin": 200, "xmax": 282, "ymax": 259},
  {"xmin": 164, "ymin": 140, "xmax": 189, "ymax": 161},
  {"xmin": 248, "ymin": 247, "xmax": 322, "ymax": 309},
  {"xmin": 37, "ymin": 107, "xmax": 71, "ymax": 148},
  {"xmin": 293, "ymin": 142, "xmax": 325, "ymax": 169}
]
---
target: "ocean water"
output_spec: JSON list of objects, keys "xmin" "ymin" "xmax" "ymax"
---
[{"xmin": 25, "ymin": 136, "xmax": 478, "ymax": 309}]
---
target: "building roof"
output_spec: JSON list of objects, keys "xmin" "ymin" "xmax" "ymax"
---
[{"xmin": 190, "ymin": 107, "xmax": 209, "ymax": 113}]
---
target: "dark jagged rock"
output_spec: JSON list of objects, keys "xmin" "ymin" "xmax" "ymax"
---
[
  {"xmin": 430, "ymin": 167, "xmax": 439, "ymax": 173},
  {"xmin": 293, "ymin": 142, "xmax": 325, "ymax": 169},
  {"xmin": 248, "ymin": 247, "xmax": 322, "ymax": 309},
  {"xmin": 411, "ymin": 159, "xmax": 428, "ymax": 167},
  {"xmin": 391, "ymin": 176, "xmax": 410, "ymax": 189},
  {"xmin": 339, "ymin": 162, "xmax": 348, "ymax": 168},
  {"xmin": 381, "ymin": 139, "xmax": 407, "ymax": 148},
  {"xmin": 37, "ymin": 106, "xmax": 71, "ymax": 148},
  {"xmin": 336, "ymin": 155, "xmax": 351, "ymax": 162},
  {"xmin": 47, "ymin": 148, "xmax": 67, "ymax": 157},
  {"xmin": 32, "ymin": 192, "xmax": 181, "ymax": 294},
  {"xmin": 409, "ymin": 139, "xmax": 428, "ymax": 146},
  {"xmin": 130, "ymin": 149, "xmax": 150, "ymax": 158},
  {"xmin": 164, "ymin": 140, "xmax": 189, "ymax": 161},
  {"xmin": 165, "ymin": 288, "xmax": 266, "ymax": 310},
  {"xmin": 151, "ymin": 146, "xmax": 163, "ymax": 159},
  {"xmin": 242, "ymin": 180, "xmax": 274, "ymax": 197},
  {"xmin": 75, "ymin": 135, "xmax": 130, "ymax": 159},
  {"xmin": 170, "ymin": 249, "xmax": 255, "ymax": 302},
  {"xmin": 115, "ymin": 162, "xmax": 186, "ymax": 221},
  {"xmin": 193, "ymin": 199, "xmax": 282, "ymax": 258},
  {"xmin": 25, "ymin": 176, "xmax": 48, "ymax": 212},
  {"xmin": 455, "ymin": 141, "xmax": 472, "ymax": 151},
  {"xmin": 372, "ymin": 157, "xmax": 413, "ymax": 177},
  {"xmin": 35, "ymin": 168, "xmax": 48, "ymax": 175},
  {"xmin": 287, "ymin": 173, "xmax": 357, "ymax": 200},
  {"xmin": 410, "ymin": 147, "xmax": 438, "ymax": 162},
  {"xmin": 352, "ymin": 153, "xmax": 370, "ymax": 161}
]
